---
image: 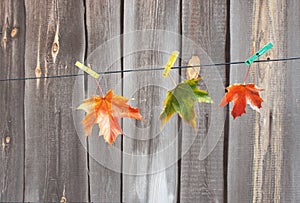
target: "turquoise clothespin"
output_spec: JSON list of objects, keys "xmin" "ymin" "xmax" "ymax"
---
[{"xmin": 245, "ymin": 42, "xmax": 273, "ymax": 65}]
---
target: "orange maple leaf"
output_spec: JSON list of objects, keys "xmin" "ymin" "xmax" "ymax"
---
[
  {"xmin": 77, "ymin": 89, "xmax": 142, "ymax": 144},
  {"xmin": 219, "ymin": 83, "xmax": 264, "ymax": 119}
]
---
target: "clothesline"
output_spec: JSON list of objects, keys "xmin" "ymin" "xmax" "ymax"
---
[{"xmin": 0, "ymin": 56, "xmax": 299, "ymax": 82}]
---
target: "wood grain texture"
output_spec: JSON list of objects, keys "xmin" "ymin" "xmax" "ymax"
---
[
  {"xmin": 122, "ymin": 0, "xmax": 180, "ymax": 202},
  {"xmin": 2, "ymin": 1, "xmax": 300, "ymax": 202},
  {"xmin": 85, "ymin": 0, "xmax": 122, "ymax": 202},
  {"xmin": 228, "ymin": 1, "xmax": 254, "ymax": 202},
  {"xmin": 284, "ymin": 1, "xmax": 300, "ymax": 201},
  {"xmin": 24, "ymin": 0, "xmax": 88, "ymax": 201},
  {"xmin": 0, "ymin": 0, "xmax": 25, "ymax": 201},
  {"xmin": 229, "ymin": 0, "xmax": 300, "ymax": 202},
  {"xmin": 180, "ymin": 0, "xmax": 227, "ymax": 202}
]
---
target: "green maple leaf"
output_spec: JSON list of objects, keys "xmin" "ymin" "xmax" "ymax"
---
[{"xmin": 160, "ymin": 78, "xmax": 213, "ymax": 129}]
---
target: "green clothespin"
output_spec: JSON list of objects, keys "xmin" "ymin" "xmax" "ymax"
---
[{"xmin": 245, "ymin": 42, "xmax": 273, "ymax": 65}]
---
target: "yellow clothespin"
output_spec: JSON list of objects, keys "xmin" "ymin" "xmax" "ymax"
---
[
  {"xmin": 162, "ymin": 51, "xmax": 179, "ymax": 77},
  {"xmin": 75, "ymin": 61, "xmax": 100, "ymax": 79}
]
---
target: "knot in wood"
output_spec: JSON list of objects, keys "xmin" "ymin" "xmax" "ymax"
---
[
  {"xmin": 11, "ymin": 27, "xmax": 18, "ymax": 38},
  {"xmin": 2, "ymin": 36, "xmax": 7, "ymax": 43},
  {"xmin": 52, "ymin": 42, "xmax": 59, "ymax": 53},
  {"xmin": 5, "ymin": 136, "xmax": 10, "ymax": 144},
  {"xmin": 60, "ymin": 196, "xmax": 67, "ymax": 203},
  {"xmin": 35, "ymin": 68, "xmax": 41, "ymax": 75}
]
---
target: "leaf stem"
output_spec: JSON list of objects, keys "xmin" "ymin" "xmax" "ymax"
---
[
  {"xmin": 168, "ymin": 74, "xmax": 177, "ymax": 87},
  {"xmin": 94, "ymin": 78, "xmax": 105, "ymax": 97},
  {"xmin": 243, "ymin": 65, "xmax": 251, "ymax": 84}
]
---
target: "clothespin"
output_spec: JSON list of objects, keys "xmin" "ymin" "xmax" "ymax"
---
[
  {"xmin": 75, "ymin": 61, "xmax": 100, "ymax": 79},
  {"xmin": 245, "ymin": 42, "xmax": 273, "ymax": 65},
  {"xmin": 162, "ymin": 51, "xmax": 179, "ymax": 77}
]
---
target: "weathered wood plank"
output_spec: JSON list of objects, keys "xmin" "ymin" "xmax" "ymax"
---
[
  {"xmin": 85, "ymin": 0, "xmax": 122, "ymax": 202},
  {"xmin": 123, "ymin": 0, "xmax": 180, "ymax": 202},
  {"xmin": 229, "ymin": 0, "xmax": 300, "ymax": 202},
  {"xmin": 227, "ymin": 1, "xmax": 254, "ymax": 202},
  {"xmin": 180, "ymin": 0, "xmax": 227, "ymax": 202},
  {"xmin": 0, "ymin": 0, "xmax": 25, "ymax": 201},
  {"xmin": 283, "ymin": 1, "xmax": 300, "ymax": 202},
  {"xmin": 24, "ymin": 0, "xmax": 88, "ymax": 201}
]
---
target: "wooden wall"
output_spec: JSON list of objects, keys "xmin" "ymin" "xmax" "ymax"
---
[
  {"xmin": 0, "ymin": 0, "xmax": 299, "ymax": 202},
  {"xmin": 229, "ymin": 0, "xmax": 300, "ymax": 202}
]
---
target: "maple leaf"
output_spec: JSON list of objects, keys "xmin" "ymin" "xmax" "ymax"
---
[
  {"xmin": 160, "ymin": 78, "xmax": 213, "ymax": 129},
  {"xmin": 77, "ymin": 89, "xmax": 142, "ymax": 144},
  {"xmin": 219, "ymin": 83, "xmax": 264, "ymax": 119}
]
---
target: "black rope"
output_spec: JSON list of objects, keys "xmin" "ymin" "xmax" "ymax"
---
[
  {"xmin": 0, "ymin": 56, "xmax": 300, "ymax": 82},
  {"xmin": 0, "ymin": 73, "xmax": 85, "ymax": 81}
]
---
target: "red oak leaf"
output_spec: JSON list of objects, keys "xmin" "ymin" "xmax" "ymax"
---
[
  {"xmin": 219, "ymin": 83, "xmax": 264, "ymax": 119},
  {"xmin": 78, "ymin": 89, "xmax": 142, "ymax": 144}
]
